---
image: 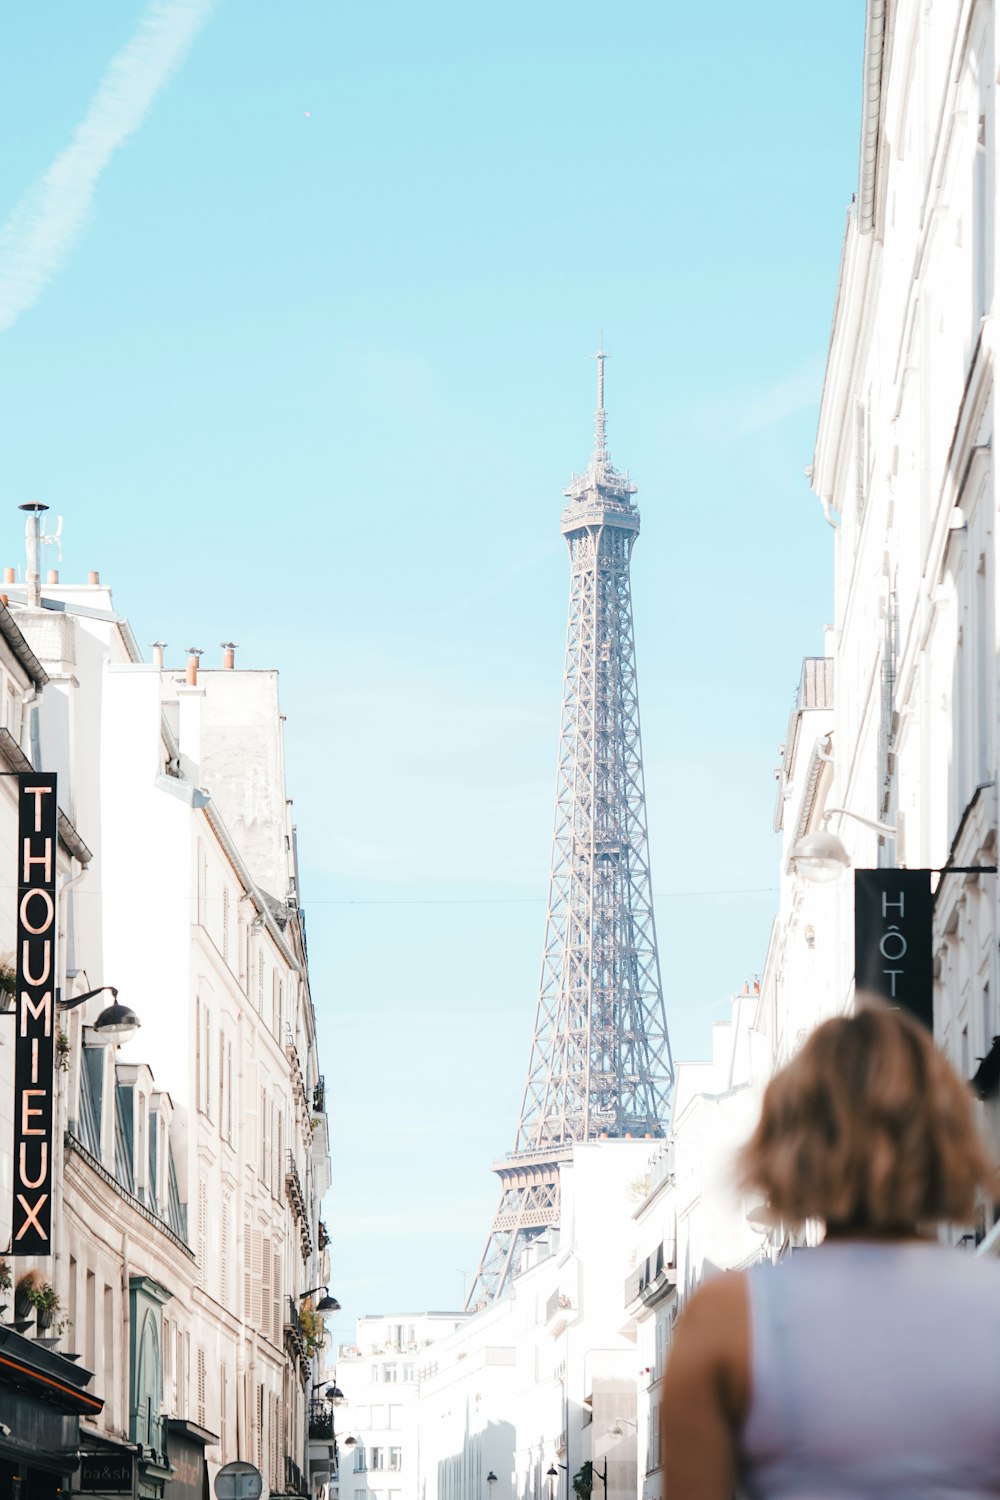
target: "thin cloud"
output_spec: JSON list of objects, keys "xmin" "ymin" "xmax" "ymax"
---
[
  {"xmin": 730, "ymin": 355, "xmax": 826, "ymax": 438},
  {"xmin": 0, "ymin": 0, "xmax": 217, "ymax": 334}
]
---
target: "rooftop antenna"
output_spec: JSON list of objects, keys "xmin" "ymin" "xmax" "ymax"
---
[{"xmin": 592, "ymin": 332, "xmax": 608, "ymax": 464}]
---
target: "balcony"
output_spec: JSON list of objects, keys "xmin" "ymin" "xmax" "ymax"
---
[
  {"xmin": 284, "ymin": 1295, "xmax": 306, "ymax": 1361},
  {"xmin": 313, "ymin": 1077, "xmax": 326, "ymax": 1114},
  {"xmin": 284, "ymin": 1151, "xmax": 314, "ymax": 1260},
  {"xmin": 624, "ymin": 1240, "xmax": 676, "ymax": 1312},
  {"xmin": 309, "ymin": 1400, "xmax": 335, "ymax": 1441},
  {"xmin": 285, "ymin": 1456, "xmax": 308, "ymax": 1498}
]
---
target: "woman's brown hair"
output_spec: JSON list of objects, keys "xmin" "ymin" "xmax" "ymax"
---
[{"xmin": 737, "ymin": 1002, "xmax": 1000, "ymax": 1232}]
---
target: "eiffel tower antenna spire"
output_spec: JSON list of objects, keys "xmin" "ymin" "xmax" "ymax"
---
[
  {"xmin": 593, "ymin": 331, "xmax": 608, "ymax": 460},
  {"xmin": 467, "ymin": 348, "xmax": 674, "ymax": 1309}
]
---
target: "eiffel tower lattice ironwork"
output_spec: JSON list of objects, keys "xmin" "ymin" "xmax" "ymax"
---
[{"xmin": 467, "ymin": 345, "xmax": 674, "ymax": 1310}]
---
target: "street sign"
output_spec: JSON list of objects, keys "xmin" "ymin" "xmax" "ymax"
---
[
  {"xmin": 854, "ymin": 868, "xmax": 933, "ymax": 1028},
  {"xmin": 79, "ymin": 1454, "xmax": 134, "ymax": 1494},
  {"xmin": 214, "ymin": 1463, "xmax": 264, "ymax": 1500}
]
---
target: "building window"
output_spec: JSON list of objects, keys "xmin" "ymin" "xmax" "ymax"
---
[
  {"xmin": 388, "ymin": 1448, "xmax": 402, "ymax": 1472},
  {"xmin": 195, "ymin": 999, "xmax": 212, "ymax": 1117},
  {"xmin": 197, "ymin": 841, "xmax": 207, "ymax": 924},
  {"xmin": 382, "ymin": 1364, "xmax": 397, "ymax": 1384},
  {"xmin": 353, "ymin": 1447, "xmax": 367, "ymax": 1474},
  {"xmin": 402, "ymin": 1365, "xmax": 414, "ymax": 1383},
  {"xmin": 370, "ymin": 1449, "xmax": 384, "ymax": 1472}
]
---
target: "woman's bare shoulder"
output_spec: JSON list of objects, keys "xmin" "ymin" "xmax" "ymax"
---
[
  {"xmin": 666, "ymin": 1272, "xmax": 750, "ymax": 1424},
  {"xmin": 676, "ymin": 1271, "xmax": 749, "ymax": 1339}
]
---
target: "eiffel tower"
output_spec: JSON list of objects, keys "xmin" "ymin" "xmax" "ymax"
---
[{"xmin": 468, "ymin": 346, "xmax": 674, "ymax": 1309}]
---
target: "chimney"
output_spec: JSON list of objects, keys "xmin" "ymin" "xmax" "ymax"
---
[
  {"xmin": 3, "ymin": 568, "xmax": 14, "ymax": 585},
  {"xmin": 19, "ymin": 502, "xmax": 48, "ymax": 610},
  {"xmin": 178, "ymin": 647, "xmax": 206, "ymax": 782},
  {"xmin": 88, "ymin": 571, "xmax": 100, "ymax": 585},
  {"xmin": 150, "ymin": 641, "xmax": 166, "ymax": 669},
  {"xmin": 46, "ymin": 569, "xmax": 58, "ymax": 584},
  {"xmin": 221, "ymin": 641, "xmax": 238, "ymax": 670}
]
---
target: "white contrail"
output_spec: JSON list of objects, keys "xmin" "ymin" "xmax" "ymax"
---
[{"xmin": 0, "ymin": 0, "xmax": 217, "ymax": 334}]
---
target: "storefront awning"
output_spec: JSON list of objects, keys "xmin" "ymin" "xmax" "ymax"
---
[
  {"xmin": 0, "ymin": 1326, "xmax": 102, "ymax": 1415},
  {"xmin": 165, "ymin": 1418, "xmax": 218, "ymax": 1500}
]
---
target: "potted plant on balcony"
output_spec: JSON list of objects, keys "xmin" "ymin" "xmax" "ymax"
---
[
  {"xmin": 27, "ymin": 1281, "xmax": 63, "ymax": 1331},
  {"xmin": 0, "ymin": 953, "xmax": 15, "ymax": 1012},
  {"xmin": 15, "ymin": 1270, "xmax": 64, "ymax": 1332},
  {"xmin": 300, "ymin": 1297, "xmax": 326, "ymax": 1357}
]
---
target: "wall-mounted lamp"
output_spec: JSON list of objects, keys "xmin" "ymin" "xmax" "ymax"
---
[
  {"xmin": 4, "ymin": 983, "xmax": 141, "ymax": 1042},
  {"xmin": 789, "ymin": 808, "xmax": 898, "ymax": 883},
  {"xmin": 486, "ymin": 1474, "xmax": 497, "ymax": 1491},
  {"xmin": 61, "ymin": 984, "xmax": 142, "ymax": 1043},
  {"xmin": 300, "ymin": 1285, "xmax": 341, "ymax": 1313}
]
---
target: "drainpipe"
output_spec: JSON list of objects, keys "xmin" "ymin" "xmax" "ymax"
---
[{"xmin": 122, "ymin": 1229, "xmax": 131, "ymax": 1437}]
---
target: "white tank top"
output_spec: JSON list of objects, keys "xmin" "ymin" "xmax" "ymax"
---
[{"xmin": 742, "ymin": 1240, "xmax": 1000, "ymax": 1498}]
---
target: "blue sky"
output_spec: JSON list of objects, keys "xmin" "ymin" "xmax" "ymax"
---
[{"xmin": 0, "ymin": 3, "xmax": 864, "ymax": 1327}]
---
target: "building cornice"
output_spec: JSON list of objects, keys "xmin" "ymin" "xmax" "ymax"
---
[
  {"xmin": 0, "ymin": 727, "xmax": 92, "ymax": 864},
  {"xmin": 858, "ymin": 0, "xmax": 889, "ymax": 234},
  {"xmin": 64, "ymin": 1131, "xmax": 195, "ymax": 1260},
  {"xmin": 0, "ymin": 600, "xmax": 47, "ymax": 687}
]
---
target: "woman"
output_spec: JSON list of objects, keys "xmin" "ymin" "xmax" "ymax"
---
[{"xmin": 662, "ymin": 1004, "xmax": 1000, "ymax": 1498}]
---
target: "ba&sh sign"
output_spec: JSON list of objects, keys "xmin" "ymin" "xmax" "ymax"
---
[
  {"xmin": 13, "ymin": 772, "xmax": 57, "ymax": 1254},
  {"xmin": 854, "ymin": 868, "xmax": 933, "ymax": 1029}
]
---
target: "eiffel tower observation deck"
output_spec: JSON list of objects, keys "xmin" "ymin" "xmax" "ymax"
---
[{"xmin": 467, "ymin": 346, "xmax": 674, "ymax": 1309}]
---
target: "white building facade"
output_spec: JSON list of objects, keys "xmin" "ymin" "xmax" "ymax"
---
[
  {"xmin": 335, "ymin": 1313, "xmax": 467, "ymax": 1500},
  {"xmin": 797, "ymin": 0, "xmax": 1000, "ymax": 1189},
  {"xmin": 0, "ymin": 532, "xmax": 333, "ymax": 1500}
]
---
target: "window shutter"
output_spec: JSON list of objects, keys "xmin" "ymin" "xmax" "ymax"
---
[
  {"xmin": 197, "ymin": 1346, "xmax": 206, "ymax": 1425},
  {"xmin": 243, "ymin": 1215, "xmax": 253, "ymax": 1321},
  {"xmin": 256, "ymin": 1384, "xmax": 264, "ymax": 1475},
  {"xmin": 218, "ymin": 1028, "xmax": 226, "ymax": 1126},
  {"xmin": 227, "ymin": 1038, "xmax": 234, "ymax": 1142},
  {"xmin": 261, "ymin": 1236, "xmax": 272, "ymax": 1339},
  {"xmin": 195, "ymin": 1000, "xmax": 202, "ymax": 1112},
  {"xmin": 197, "ymin": 1177, "xmax": 207, "ymax": 1288},
  {"xmin": 221, "ymin": 1195, "xmax": 231, "ymax": 1307},
  {"xmin": 272, "ymin": 1247, "xmax": 282, "ymax": 1344},
  {"xmin": 855, "ymin": 398, "xmax": 869, "ymax": 525},
  {"xmin": 251, "ymin": 1227, "xmax": 263, "ymax": 1327},
  {"xmin": 271, "ymin": 1393, "xmax": 280, "ymax": 1490},
  {"xmin": 222, "ymin": 886, "xmax": 230, "ymax": 964},
  {"xmin": 198, "ymin": 840, "xmax": 207, "ymax": 923},
  {"xmin": 257, "ymin": 952, "xmax": 265, "ymax": 1016},
  {"xmin": 204, "ymin": 1006, "xmax": 212, "ymax": 1120}
]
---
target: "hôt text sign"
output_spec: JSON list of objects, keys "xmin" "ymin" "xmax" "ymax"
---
[
  {"xmin": 13, "ymin": 773, "xmax": 57, "ymax": 1254},
  {"xmin": 854, "ymin": 868, "xmax": 933, "ymax": 1030}
]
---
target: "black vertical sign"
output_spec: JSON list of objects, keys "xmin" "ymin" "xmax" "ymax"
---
[
  {"xmin": 854, "ymin": 868, "xmax": 934, "ymax": 1029},
  {"xmin": 12, "ymin": 772, "xmax": 57, "ymax": 1255}
]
